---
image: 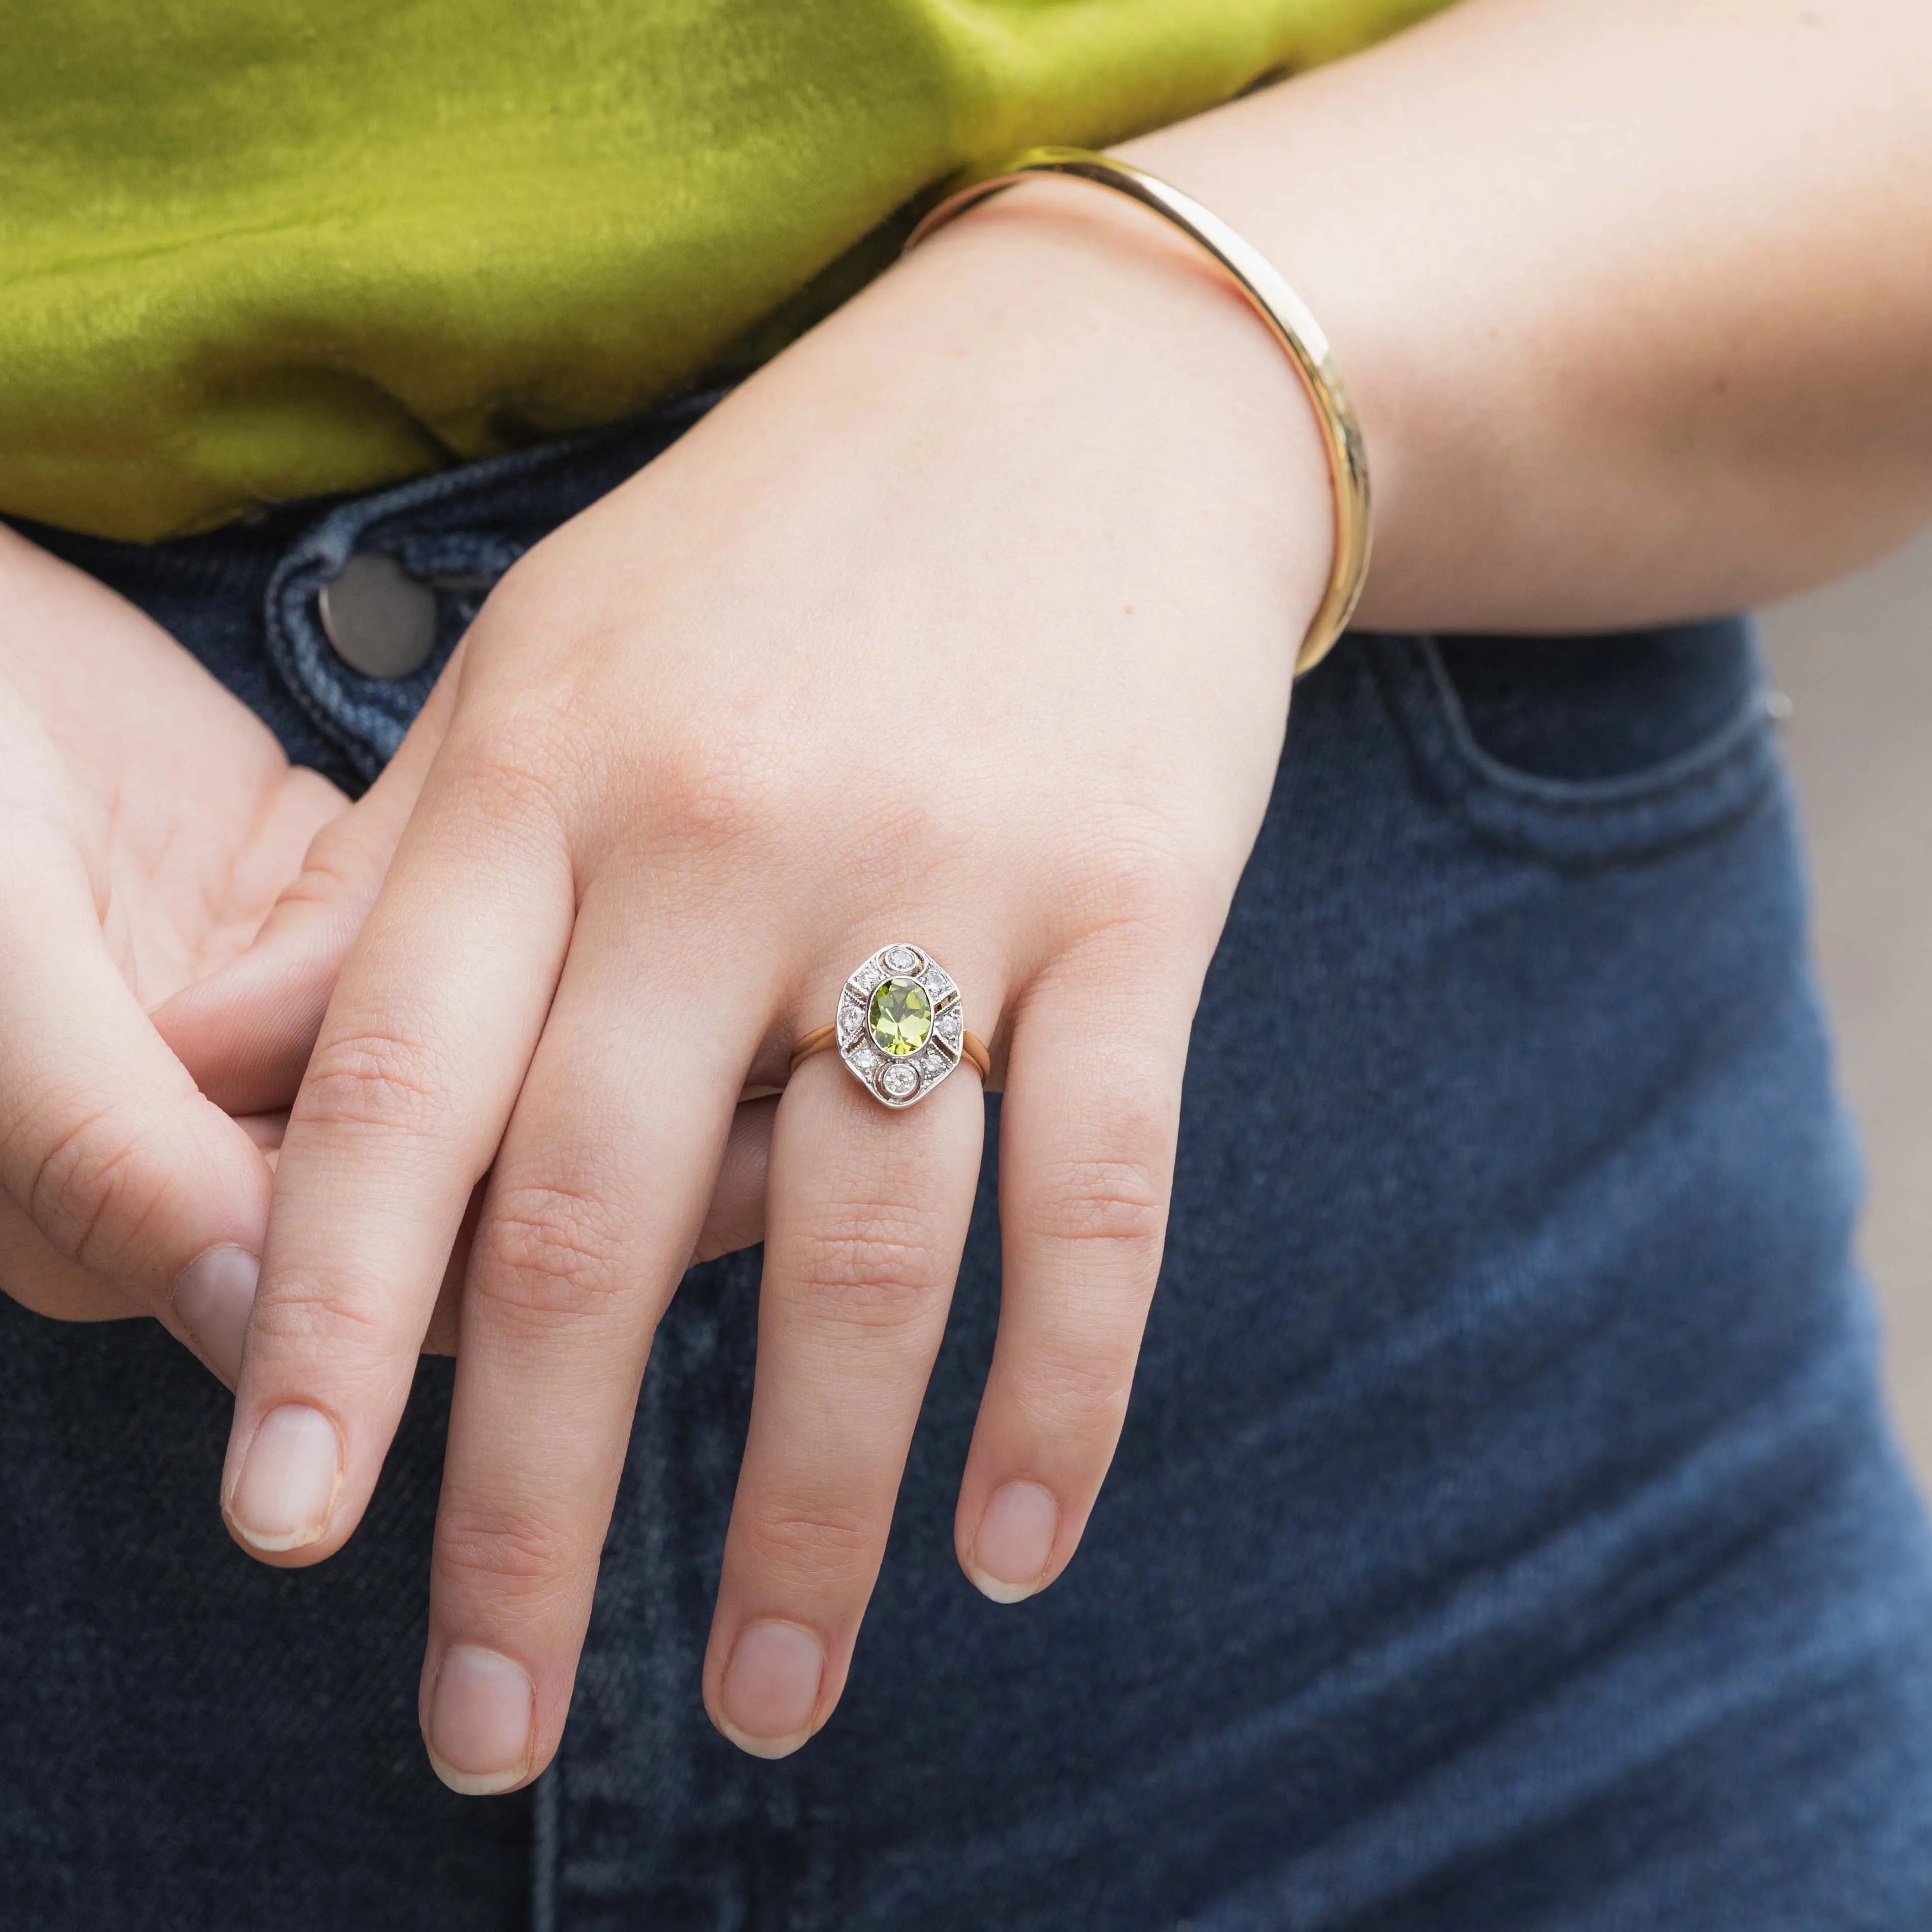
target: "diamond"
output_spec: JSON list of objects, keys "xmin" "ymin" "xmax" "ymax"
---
[
  {"xmin": 838, "ymin": 1002, "xmax": 865, "ymax": 1042},
  {"xmin": 854, "ymin": 962, "xmax": 882, "ymax": 993},
  {"xmin": 923, "ymin": 966, "xmax": 954, "ymax": 1001},
  {"xmin": 851, "ymin": 1043, "xmax": 880, "ymax": 1072},
  {"xmin": 868, "ymin": 977, "xmax": 932, "ymax": 1057},
  {"xmin": 884, "ymin": 944, "xmax": 921, "ymax": 972},
  {"xmin": 936, "ymin": 1010, "xmax": 962, "ymax": 1043},
  {"xmin": 880, "ymin": 1064, "xmax": 919, "ymax": 1099},
  {"xmin": 917, "ymin": 1050, "xmax": 947, "ymax": 1077}
]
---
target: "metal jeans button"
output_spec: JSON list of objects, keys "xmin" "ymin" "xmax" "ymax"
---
[{"xmin": 317, "ymin": 552, "xmax": 439, "ymax": 679}]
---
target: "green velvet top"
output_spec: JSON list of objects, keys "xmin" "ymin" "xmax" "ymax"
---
[{"xmin": 0, "ymin": 0, "xmax": 1445, "ymax": 540}]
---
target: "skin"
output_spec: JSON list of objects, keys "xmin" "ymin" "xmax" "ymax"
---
[
  {"xmin": 0, "ymin": 544, "xmax": 774, "ymax": 1355},
  {"xmin": 0, "ymin": 526, "xmax": 339, "ymax": 1345},
  {"xmin": 1, "ymin": 0, "xmax": 1928, "ymax": 1789}
]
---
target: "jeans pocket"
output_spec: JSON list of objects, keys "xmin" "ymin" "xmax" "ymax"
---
[{"xmin": 1364, "ymin": 621, "xmax": 1783, "ymax": 867}]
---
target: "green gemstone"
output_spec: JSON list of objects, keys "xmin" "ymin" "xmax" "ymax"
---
[{"xmin": 868, "ymin": 976, "xmax": 932, "ymax": 1057}]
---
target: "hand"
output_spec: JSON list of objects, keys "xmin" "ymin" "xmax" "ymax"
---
[
  {"xmin": 0, "ymin": 525, "xmax": 349, "ymax": 1373},
  {"xmin": 223, "ymin": 190, "xmax": 1333, "ymax": 1785},
  {"xmin": 0, "ymin": 525, "xmax": 774, "ymax": 1375}
]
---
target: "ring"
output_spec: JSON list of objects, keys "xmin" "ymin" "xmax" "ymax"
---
[{"xmin": 790, "ymin": 943, "xmax": 989, "ymax": 1108}]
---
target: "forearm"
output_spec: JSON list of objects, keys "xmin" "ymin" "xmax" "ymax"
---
[
  {"xmin": 1127, "ymin": 0, "xmax": 1932, "ymax": 630},
  {"xmin": 823, "ymin": 0, "xmax": 1932, "ymax": 638}
]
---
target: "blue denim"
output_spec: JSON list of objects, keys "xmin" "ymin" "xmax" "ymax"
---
[{"xmin": 6, "ymin": 403, "xmax": 1932, "ymax": 1930}]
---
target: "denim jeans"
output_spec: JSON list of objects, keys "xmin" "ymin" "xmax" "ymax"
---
[{"xmin": 6, "ymin": 402, "xmax": 1932, "ymax": 1930}]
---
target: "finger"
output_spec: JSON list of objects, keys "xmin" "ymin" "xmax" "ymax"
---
[
  {"xmin": 421, "ymin": 903, "xmax": 759, "ymax": 1793},
  {"xmin": 0, "ymin": 1192, "xmax": 139, "ymax": 1322},
  {"xmin": 414, "ymin": 1094, "xmax": 771, "ymax": 1369},
  {"xmin": 400, "ymin": 1090, "xmax": 769, "ymax": 1370},
  {"xmin": 425, "ymin": 1089, "xmax": 777, "ymax": 1360},
  {"xmin": 259, "ymin": 1106, "xmax": 471, "ymax": 1361},
  {"xmin": 421, "ymin": 1180, "xmax": 487, "ymax": 1358},
  {"xmin": 704, "ymin": 970, "xmax": 989, "ymax": 1757},
  {"xmin": 415, "ymin": 1096, "xmax": 770, "ymax": 1367},
  {"xmin": 693, "ymin": 1097, "xmax": 776, "ymax": 1264},
  {"xmin": 955, "ymin": 952, "xmax": 1190, "ymax": 1603},
  {"xmin": 153, "ymin": 666, "xmax": 460, "ymax": 1116},
  {"xmin": 1, "ymin": 1107, "xmax": 285, "ymax": 1333},
  {"xmin": 0, "ymin": 705, "xmax": 273, "ymax": 1382},
  {"xmin": 221, "ymin": 739, "xmax": 575, "ymax": 1566}
]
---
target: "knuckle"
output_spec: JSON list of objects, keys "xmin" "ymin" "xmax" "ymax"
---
[
  {"xmin": 1090, "ymin": 853, "xmax": 1187, "ymax": 933},
  {"xmin": 1022, "ymin": 1148, "xmax": 1170, "ymax": 1269},
  {"xmin": 474, "ymin": 1179, "xmax": 629, "ymax": 1325},
  {"xmin": 783, "ymin": 1199, "xmax": 949, "ymax": 1338},
  {"xmin": 1012, "ymin": 1343, "xmax": 1138, "ymax": 1438},
  {"xmin": 740, "ymin": 1501, "xmax": 877, "ymax": 1587},
  {"xmin": 1069, "ymin": 807, "xmax": 1198, "ymax": 933},
  {"xmin": 444, "ymin": 697, "xmax": 583, "ymax": 832},
  {"xmin": 631, "ymin": 729, "xmax": 783, "ymax": 864},
  {"xmin": 22, "ymin": 1098, "xmax": 176, "ymax": 1278},
  {"xmin": 278, "ymin": 810, "xmax": 388, "ymax": 915},
  {"xmin": 245, "ymin": 1268, "xmax": 394, "ymax": 1349},
  {"xmin": 299, "ymin": 1028, "xmax": 453, "ymax": 1139},
  {"xmin": 435, "ymin": 1496, "xmax": 579, "ymax": 1604}
]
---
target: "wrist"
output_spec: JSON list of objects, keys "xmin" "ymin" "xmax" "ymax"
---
[
  {"xmin": 702, "ymin": 173, "xmax": 1338, "ymax": 669},
  {"xmin": 907, "ymin": 152, "xmax": 1370, "ymax": 673}
]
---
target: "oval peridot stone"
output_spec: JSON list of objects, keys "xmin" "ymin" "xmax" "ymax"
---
[{"xmin": 867, "ymin": 976, "xmax": 932, "ymax": 1057}]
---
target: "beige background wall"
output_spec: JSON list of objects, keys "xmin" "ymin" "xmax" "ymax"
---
[{"xmin": 1760, "ymin": 531, "xmax": 1932, "ymax": 1486}]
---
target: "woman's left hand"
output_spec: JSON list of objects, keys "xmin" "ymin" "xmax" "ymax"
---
[{"xmin": 223, "ymin": 193, "xmax": 1333, "ymax": 1785}]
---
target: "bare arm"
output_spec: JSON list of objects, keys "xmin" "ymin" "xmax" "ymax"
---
[
  {"xmin": 1010, "ymin": 0, "xmax": 1932, "ymax": 629},
  {"xmin": 203, "ymin": 0, "xmax": 1932, "ymax": 1782}
]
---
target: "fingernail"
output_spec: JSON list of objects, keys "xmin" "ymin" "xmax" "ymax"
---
[
  {"xmin": 173, "ymin": 1245, "xmax": 259, "ymax": 1386},
  {"xmin": 426, "ymin": 1645, "xmax": 535, "ymax": 1795},
  {"xmin": 717, "ymin": 1621, "xmax": 825, "ymax": 1758},
  {"xmin": 969, "ymin": 1480, "xmax": 1059, "ymax": 1603},
  {"xmin": 227, "ymin": 1403, "xmax": 341, "ymax": 1552}
]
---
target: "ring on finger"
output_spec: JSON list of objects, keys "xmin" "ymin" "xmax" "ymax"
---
[{"xmin": 789, "ymin": 943, "xmax": 987, "ymax": 1108}]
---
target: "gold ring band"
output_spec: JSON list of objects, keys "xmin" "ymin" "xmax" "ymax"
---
[
  {"xmin": 905, "ymin": 146, "xmax": 1371, "ymax": 678},
  {"xmin": 790, "ymin": 1019, "xmax": 990, "ymax": 1084}
]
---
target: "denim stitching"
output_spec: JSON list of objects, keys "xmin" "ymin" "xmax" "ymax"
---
[
  {"xmin": 1364, "ymin": 632, "xmax": 1782, "ymax": 867},
  {"xmin": 1411, "ymin": 634, "xmax": 1777, "ymax": 813}
]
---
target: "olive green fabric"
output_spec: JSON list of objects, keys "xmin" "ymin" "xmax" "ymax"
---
[{"xmin": 0, "ymin": 0, "xmax": 1448, "ymax": 540}]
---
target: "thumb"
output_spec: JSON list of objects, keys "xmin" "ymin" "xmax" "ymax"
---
[
  {"xmin": 154, "ymin": 659, "xmax": 459, "ymax": 1114},
  {"xmin": 0, "ymin": 784, "xmax": 270, "ymax": 1383}
]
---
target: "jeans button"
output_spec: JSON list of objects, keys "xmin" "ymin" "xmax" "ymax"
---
[{"xmin": 317, "ymin": 552, "xmax": 438, "ymax": 678}]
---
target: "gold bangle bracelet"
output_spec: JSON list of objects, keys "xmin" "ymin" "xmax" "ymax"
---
[{"xmin": 905, "ymin": 146, "xmax": 1371, "ymax": 677}]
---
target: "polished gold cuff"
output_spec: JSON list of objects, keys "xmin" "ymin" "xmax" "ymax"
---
[{"xmin": 905, "ymin": 145, "xmax": 1371, "ymax": 678}]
